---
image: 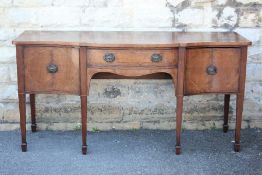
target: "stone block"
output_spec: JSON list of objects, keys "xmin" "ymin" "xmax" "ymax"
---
[
  {"xmin": 213, "ymin": 0, "xmax": 228, "ymax": 6},
  {"xmin": 0, "ymin": 47, "xmax": 16, "ymax": 63},
  {"xmin": 167, "ymin": 0, "xmax": 189, "ymax": 7},
  {"xmin": 239, "ymin": 9, "xmax": 261, "ymax": 27},
  {"xmin": 214, "ymin": 7, "xmax": 238, "ymax": 28},
  {"xmin": 36, "ymin": 103, "xmax": 80, "ymax": 123},
  {"xmin": 0, "ymin": 84, "xmax": 18, "ymax": 101},
  {"xmin": 249, "ymin": 120, "xmax": 262, "ymax": 128},
  {"xmin": 83, "ymin": 6, "xmax": 171, "ymax": 28},
  {"xmin": 53, "ymin": 0, "xmax": 89, "ymax": 7},
  {"xmin": 87, "ymin": 0, "xmax": 124, "ymax": 8},
  {"xmin": 88, "ymin": 103, "xmax": 123, "ymax": 122},
  {"xmin": 0, "ymin": 28, "xmax": 16, "ymax": 42},
  {"xmin": 176, "ymin": 9, "xmax": 205, "ymax": 28},
  {"xmin": 8, "ymin": 63, "xmax": 17, "ymax": 82},
  {"xmin": 88, "ymin": 79, "xmax": 175, "ymax": 102},
  {"xmin": 246, "ymin": 64, "xmax": 262, "ymax": 81},
  {"xmin": 124, "ymin": 0, "xmax": 166, "ymax": 7},
  {"xmin": 236, "ymin": 0, "xmax": 262, "ymax": 4},
  {"xmin": 112, "ymin": 121, "xmax": 141, "ymax": 130},
  {"xmin": 0, "ymin": 0, "xmax": 12, "ymax": 7},
  {"xmin": 36, "ymin": 94, "xmax": 71, "ymax": 104},
  {"xmin": 182, "ymin": 120, "xmax": 224, "ymax": 130},
  {"xmin": 88, "ymin": 122, "xmax": 113, "ymax": 131},
  {"xmin": 122, "ymin": 103, "xmax": 176, "ymax": 122},
  {"xmin": 13, "ymin": 0, "xmax": 53, "ymax": 7},
  {"xmin": 132, "ymin": 7, "xmax": 173, "ymax": 28},
  {"xmin": 39, "ymin": 7, "xmax": 81, "ymax": 27},
  {"xmin": 4, "ymin": 8, "xmax": 39, "ymax": 27},
  {"xmin": 1, "ymin": 102, "xmax": 19, "ymax": 122},
  {"xmin": 81, "ymin": 7, "xmax": 132, "ymax": 27},
  {"xmin": 45, "ymin": 123, "xmax": 81, "ymax": 131},
  {"xmin": 126, "ymin": 79, "xmax": 175, "ymax": 100},
  {"xmin": 0, "ymin": 64, "xmax": 10, "ymax": 82},
  {"xmin": 142, "ymin": 120, "xmax": 176, "ymax": 130},
  {"xmin": 89, "ymin": 79, "xmax": 129, "ymax": 101},
  {"xmin": 0, "ymin": 123, "xmax": 20, "ymax": 131},
  {"xmin": 183, "ymin": 101, "xmax": 226, "ymax": 119},
  {"xmin": 248, "ymin": 50, "xmax": 262, "ymax": 64},
  {"xmin": 245, "ymin": 82, "xmax": 262, "ymax": 101}
]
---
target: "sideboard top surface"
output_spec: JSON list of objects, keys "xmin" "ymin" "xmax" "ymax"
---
[{"xmin": 13, "ymin": 31, "xmax": 251, "ymax": 47}]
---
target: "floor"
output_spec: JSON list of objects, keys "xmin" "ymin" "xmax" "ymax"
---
[{"xmin": 0, "ymin": 129, "xmax": 261, "ymax": 175}]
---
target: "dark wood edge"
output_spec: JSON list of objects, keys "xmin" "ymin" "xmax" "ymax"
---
[
  {"xmin": 177, "ymin": 47, "xmax": 186, "ymax": 96},
  {"xmin": 92, "ymin": 72, "xmax": 173, "ymax": 79},
  {"xmin": 184, "ymin": 91, "xmax": 238, "ymax": 96},
  {"xmin": 179, "ymin": 42, "xmax": 251, "ymax": 47},
  {"xmin": 24, "ymin": 90, "xmax": 79, "ymax": 95},
  {"xmin": 13, "ymin": 42, "xmax": 252, "ymax": 48},
  {"xmin": 16, "ymin": 46, "xmax": 25, "ymax": 93},
  {"xmin": 80, "ymin": 47, "xmax": 87, "ymax": 96},
  {"xmin": 238, "ymin": 46, "xmax": 248, "ymax": 94},
  {"xmin": 21, "ymin": 44, "xmax": 80, "ymax": 48},
  {"xmin": 86, "ymin": 47, "xmax": 177, "ymax": 50},
  {"xmin": 87, "ymin": 65, "xmax": 177, "ymax": 69}
]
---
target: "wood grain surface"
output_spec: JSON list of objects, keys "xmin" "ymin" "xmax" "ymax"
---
[{"xmin": 13, "ymin": 31, "xmax": 251, "ymax": 47}]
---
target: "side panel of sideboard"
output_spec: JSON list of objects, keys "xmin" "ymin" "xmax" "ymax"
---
[{"xmin": 15, "ymin": 45, "xmax": 84, "ymax": 152}]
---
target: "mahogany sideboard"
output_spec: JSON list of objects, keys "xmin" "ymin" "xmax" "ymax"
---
[{"xmin": 13, "ymin": 31, "xmax": 251, "ymax": 155}]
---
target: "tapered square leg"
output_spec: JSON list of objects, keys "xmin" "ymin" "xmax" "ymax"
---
[
  {"xmin": 175, "ymin": 145, "xmax": 181, "ymax": 155},
  {"xmin": 21, "ymin": 143, "xmax": 27, "ymax": 152},
  {"xmin": 233, "ymin": 46, "xmax": 248, "ymax": 152},
  {"xmin": 82, "ymin": 145, "xmax": 87, "ymax": 155},
  {"xmin": 30, "ymin": 94, "xmax": 37, "ymax": 132},
  {"xmin": 176, "ymin": 95, "xmax": 183, "ymax": 155},
  {"xmin": 234, "ymin": 93, "xmax": 244, "ymax": 152},
  {"xmin": 223, "ymin": 94, "xmax": 230, "ymax": 133},
  {"xmin": 223, "ymin": 125, "xmax": 229, "ymax": 133},
  {"xmin": 18, "ymin": 93, "xmax": 27, "ymax": 152},
  {"xmin": 31, "ymin": 124, "xmax": 37, "ymax": 132},
  {"xmin": 234, "ymin": 143, "xmax": 240, "ymax": 152},
  {"xmin": 175, "ymin": 47, "xmax": 185, "ymax": 155},
  {"xmin": 81, "ymin": 96, "xmax": 87, "ymax": 155}
]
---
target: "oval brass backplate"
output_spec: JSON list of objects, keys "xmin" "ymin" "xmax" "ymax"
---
[
  {"xmin": 104, "ymin": 53, "xmax": 115, "ymax": 63},
  {"xmin": 206, "ymin": 65, "xmax": 217, "ymax": 75},
  {"xmin": 47, "ymin": 64, "xmax": 58, "ymax": 73},
  {"xmin": 151, "ymin": 53, "xmax": 162, "ymax": 62}
]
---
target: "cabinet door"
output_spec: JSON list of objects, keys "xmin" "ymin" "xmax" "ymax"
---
[
  {"xmin": 185, "ymin": 48, "xmax": 241, "ymax": 95},
  {"xmin": 24, "ymin": 46, "xmax": 80, "ymax": 94}
]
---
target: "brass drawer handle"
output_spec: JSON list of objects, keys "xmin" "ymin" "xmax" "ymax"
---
[
  {"xmin": 104, "ymin": 53, "xmax": 115, "ymax": 63},
  {"xmin": 206, "ymin": 65, "xmax": 217, "ymax": 75},
  {"xmin": 151, "ymin": 54, "xmax": 162, "ymax": 62},
  {"xmin": 47, "ymin": 64, "xmax": 58, "ymax": 73}
]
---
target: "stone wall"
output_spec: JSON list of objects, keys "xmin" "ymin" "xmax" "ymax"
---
[{"xmin": 0, "ymin": 0, "xmax": 261, "ymax": 131}]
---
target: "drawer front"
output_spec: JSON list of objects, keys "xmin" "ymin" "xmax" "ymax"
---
[
  {"xmin": 185, "ymin": 48, "xmax": 241, "ymax": 95},
  {"xmin": 24, "ymin": 46, "xmax": 80, "ymax": 94},
  {"xmin": 87, "ymin": 49, "xmax": 177, "ymax": 67}
]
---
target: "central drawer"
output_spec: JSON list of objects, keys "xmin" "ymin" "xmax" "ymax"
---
[{"xmin": 87, "ymin": 49, "xmax": 177, "ymax": 67}]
